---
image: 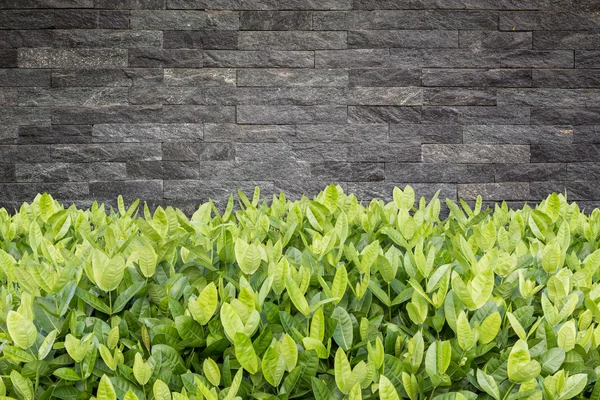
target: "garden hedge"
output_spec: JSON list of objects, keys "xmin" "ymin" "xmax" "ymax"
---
[{"xmin": 1, "ymin": 186, "xmax": 600, "ymax": 400}]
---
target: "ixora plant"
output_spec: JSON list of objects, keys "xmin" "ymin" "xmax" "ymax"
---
[{"xmin": 0, "ymin": 186, "xmax": 600, "ymax": 400}]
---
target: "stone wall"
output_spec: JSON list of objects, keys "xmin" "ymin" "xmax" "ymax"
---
[{"xmin": 1, "ymin": 0, "xmax": 599, "ymax": 211}]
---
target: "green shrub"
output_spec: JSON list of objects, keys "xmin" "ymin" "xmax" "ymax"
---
[{"xmin": 0, "ymin": 186, "xmax": 599, "ymax": 400}]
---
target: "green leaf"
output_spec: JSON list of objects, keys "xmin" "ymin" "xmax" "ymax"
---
[
  {"xmin": 97, "ymin": 375, "xmax": 117, "ymax": 400},
  {"xmin": 203, "ymin": 358, "xmax": 221, "ymax": 387},
  {"xmin": 476, "ymin": 369, "xmax": 500, "ymax": 400},
  {"xmin": 234, "ymin": 332, "xmax": 259, "ymax": 374},
  {"xmin": 379, "ymin": 375, "xmax": 400, "ymax": 400},
  {"xmin": 331, "ymin": 307, "xmax": 353, "ymax": 351},
  {"xmin": 53, "ymin": 368, "xmax": 81, "ymax": 381},
  {"xmin": 6, "ymin": 311, "xmax": 36, "ymax": 350}
]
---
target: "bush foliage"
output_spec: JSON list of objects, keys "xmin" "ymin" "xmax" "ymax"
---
[{"xmin": 1, "ymin": 186, "xmax": 600, "ymax": 400}]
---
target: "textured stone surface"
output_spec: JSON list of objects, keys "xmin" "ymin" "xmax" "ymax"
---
[
  {"xmin": 422, "ymin": 69, "xmax": 532, "ymax": 87},
  {"xmin": 458, "ymin": 183, "xmax": 529, "ymax": 201},
  {"xmin": 0, "ymin": 1, "xmax": 599, "ymax": 207},
  {"xmin": 239, "ymin": 31, "xmax": 347, "ymax": 50},
  {"xmin": 204, "ymin": 50, "xmax": 314, "ymax": 68},
  {"xmin": 463, "ymin": 125, "xmax": 573, "ymax": 144},
  {"xmin": 163, "ymin": 31, "xmax": 238, "ymax": 49},
  {"xmin": 422, "ymin": 144, "xmax": 530, "ymax": 163}
]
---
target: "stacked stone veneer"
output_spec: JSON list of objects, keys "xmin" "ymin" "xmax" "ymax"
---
[{"xmin": 1, "ymin": 0, "xmax": 600, "ymax": 211}]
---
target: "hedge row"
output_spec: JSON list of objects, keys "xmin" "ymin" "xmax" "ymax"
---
[{"xmin": 1, "ymin": 186, "xmax": 600, "ymax": 400}]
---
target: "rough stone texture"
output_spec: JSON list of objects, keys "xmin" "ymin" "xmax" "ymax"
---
[{"xmin": 0, "ymin": 1, "xmax": 598, "ymax": 208}]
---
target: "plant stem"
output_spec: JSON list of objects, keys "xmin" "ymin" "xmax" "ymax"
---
[{"xmin": 502, "ymin": 382, "xmax": 516, "ymax": 400}]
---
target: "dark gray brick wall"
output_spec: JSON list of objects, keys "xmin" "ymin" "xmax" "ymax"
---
[{"xmin": 1, "ymin": 0, "xmax": 599, "ymax": 212}]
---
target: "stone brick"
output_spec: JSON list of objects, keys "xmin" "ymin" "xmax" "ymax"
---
[
  {"xmin": 130, "ymin": 10, "xmax": 239, "ymax": 30},
  {"xmin": 389, "ymin": 124, "xmax": 462, "ymax": 143},
  {"xmin": 164, "ymin": 68, "xmax": 236, "ymax": 86},
  {"xmin": 531, "ymin": 108, "xmax": 600, "ymax": 125},
  {"xmin": 0, "ymin": 50, "xmax": 16, "ymax": 67},
  {"xmin": 422, "ymin": 144, "xmax": 530, "ymax": 163},
  {"xmin": 534, "ymin": 32, "xmax": 600, "ymax": 50},
  {"xmin": 422, "ymin": 68, "xmax": 532, "ymax": 87},
  {"xmin": 463, "ymin": 125, "xmax": 573, "ymax": 144},
  {"xmin": 294, "ymin": 124, "xmax": 387, "ymax": 142},
  {"xmin": 576, "ymin": 51, "xmax": 600, "ymax": 68},
  {"xmin": 390, "ymin": 49, "xmax": 573, "ymax": 68},
  {"xmin": 567, "ymin": 163, "xmax": 600, "ymax": 180},
  {"xmin": 54, "ymin": 10, "xmax": 129, "ymax": 28},
  {"xmin": 99, "ymin": 10, "xmax": 131, "ymax": 28},
  {"xmin": 53, "ymin": 30, "xmax": 163, "ymax": 48},
  {"xmin": 52, "ymin": 106, "xmax": 163, "ymax": 124},
  {"xmin": 235, "ymin": 88, "xmax": 348, "ymax": 105},
  {"xmin": 387, "ymin": 163, "xmax": 493, "ymax": 183},
  {"xmin": 89, "ymin": 180, "xmax": 163, "ymax": 200},
  {"xmin": 0, "ymin": 108, "xmax": 51, "ymax": 125},
  {"xmin": 530, "ymin": 144, "xmax": 600, "ymax": 162},
  {"xmin": 235, "ymin": 143, "xmax": 348, "ymax": 162},
  {"xmin": 0, "ymin": 11, "xmax": 54, "ymax": 29},
  {"xmin": 161, "ymin": 105, "xmax": 236, "ymax": 123},
  {"xmin": 167, "ymin": 0, "xmax": 352, "ymax": 10},
  {"xmin": 422, "ymin": 106, "xmax": 529, "ymax": 124},
  {"xmin": 18, "ymin": 125, "xmax": 92, "ymax": 144},
  {"xmin": 348, "ymin": 143, "xmax": 421, "ymax": 162},
  {"xmin": 500, "ymin": 12, "xmax": 600, "ymax": 31},
  {"xmin": 574, "ymin": 126, "xmax": 600, "ymax": 143},
  {"xmin": 128, "ymin": 86, "xmax": 237, "ymax": 105},
  {"xmin": 51, "ymin": 69, "xmax": 163, "ymax": 87},
  {"xmin": 316, "ymin": 49, "xmax": 390, "ymax": 68},
  {"xmin": 163, "ymin": 30, "xmax": 238, "ymax": 49},
  {"xmin": 238, "ymin": 69, "xmax": 348, "ymax": 87},
  {"xmin": 19, "ymin": 49, "xmax": 128, "ymax": 68},
  {"xmin": 349, "ymin": 87, "xmax": 423, "ymax": 106},
  {"xmin": 0, "ymin": 69, "xmax": 50, "ymax": 87},
  {"xmin": 532, "ymin": 69, "xmax": 600, "ymax": 88},
  {"xmin": 348, "ymin": 106, "xmax": 421, "ymax": 123},
  {"xmin": 348, "ymin": 30, "xmax": 458, "ymax": 49},
  {"xmin": 311, "ymin": 162, "xmax": 384, "ymax": 181},
  {"xmin": 129, "ymin": 49, "xmax": 202, "ymax": 67},
  {"xmin": 204, "ymin": 124, "xmax": 294, "ymax": 142},
  {"xmin": 193, "ymin": 161, "xmax": 310, "ymax": 180},
  {"xmin": 53, "ymin": 144, "xmax": 162, "ymax": 162},
  {"xmin": 0, "ymin": 0, "xmax": 93, "ymax": 7},
  {"xmin": 498, "ymin": 88, "xmax": 600, "ymax": 107},
  {"xmin": 0, "ymin": 126, "xmax": 17, "ymax": 144},
  {"xmin": 0, "ymin": 164, "xmax": 15, "ymax": 182},
  {"xmin": 6, "ymin": 87, "xmax": 128, "ymax": 107},
  {"xmin": 204, "ymin": 50, "xmax": 314, "ymax": 68},
  {"xmin": 237, "ymin": 105, "xmax": 347, "ymax": 124},
  {"xmin": 349, "ymin": 69, "xmax": 420, "ymax": 87},
  {"xmin": 424, "ymin": 88, "xmax": 496, "ymax": 105},
  {"xmin": 240, "ymin": 11, "xmax": 312, "ymax": 30},
  {"xmin": 0, "ymin": 143, "xmax": 161, "ymax": 163},
  {"xmin": 126, "ymin": 161, "xmax": 199, "ymax": 179},
  {"xmin": 239, "ymin": 31, "xmax": 347, "ymax": 50},
  {"xmin": 162, "ymin": 142, "xmax": 234, "ymax": 160},
  {"xmin": 459, "ymin": 183, "xmax": 529, "ymax": 201},
  {"xmin": 0, "ymin": 183, "xmax": 89, "ymax": 201},
  {"xmin": 16, "ymin": 162, "xmax": 127, "ymax": 182},
  {"xmin": 459, "ymin": 31, "xmax": 532, "ymax": 49},
  {"xmin": 0, "ymin": 30, "xmax": 52, "ymax": 48},
  {"xmin": 94, "ymin": 0, "xmax": 166, "ymax": 8},
  {"xmin": 530, "ymin": 181, "xmax": 600, "ymax": 201},
  {"xmin": 494, "ymin": 163, "xmax": 567, "ymax": 182},
  {"xmin": 354, "ymin": 0, "xmax": 538, "ymax": 9},
  {"xmin": 93, "ymin": 124, "xmax": 203, "ymax": 142}
]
